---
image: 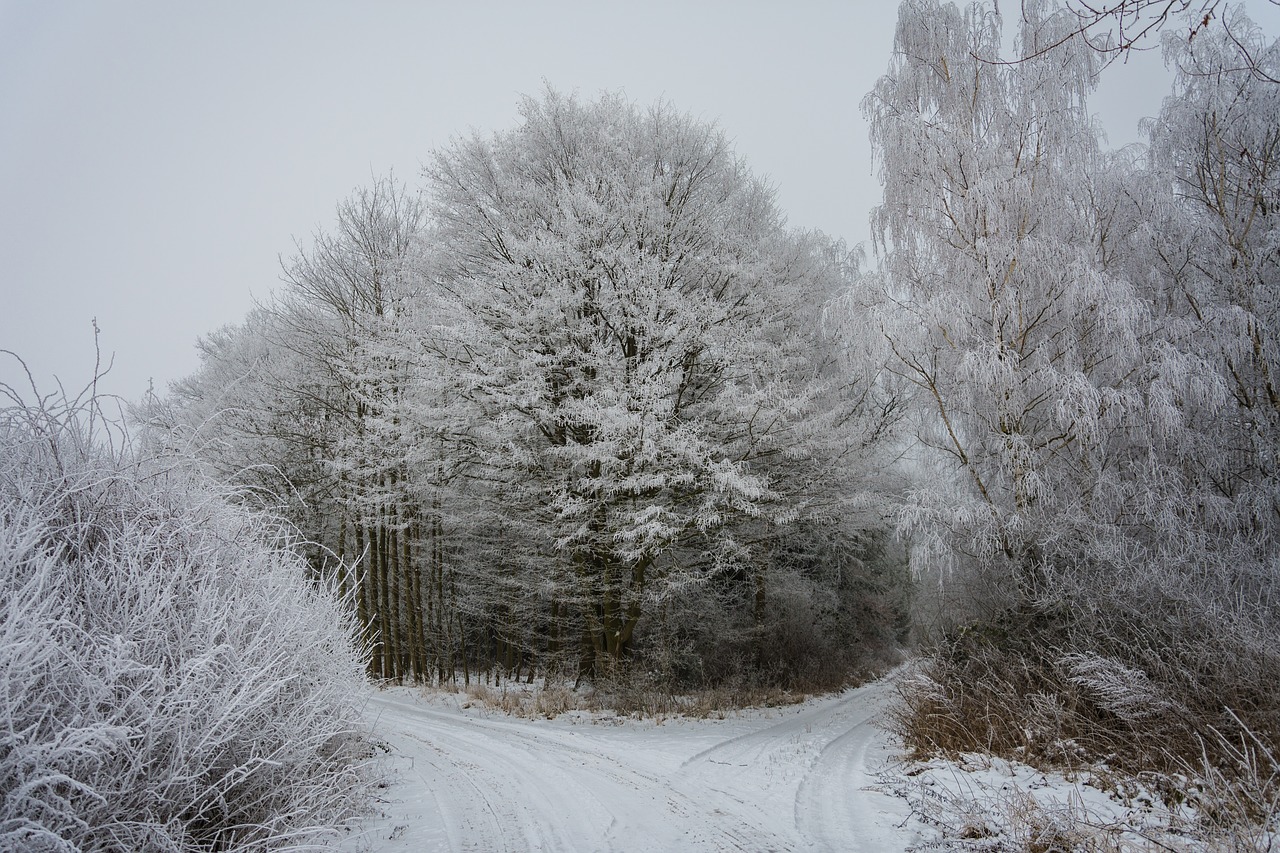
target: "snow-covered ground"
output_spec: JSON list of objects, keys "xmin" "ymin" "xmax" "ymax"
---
[
  {"xmin": 335, "ymin": 674, "xmax": 1270, "ymax": 852},
  {"xmin": 337, "ymin": 675, "xmax": 925, "ymax": 852}
]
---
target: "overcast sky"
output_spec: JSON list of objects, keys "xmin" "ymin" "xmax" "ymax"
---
[{"xmin": 2, "ymin": 1, "xmax": 1277, "ymax": 406}]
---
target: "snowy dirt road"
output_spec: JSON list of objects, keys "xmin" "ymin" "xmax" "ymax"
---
[{"xmin": 337, "ymin": 675, "xmax": 923, "ymax": 852}]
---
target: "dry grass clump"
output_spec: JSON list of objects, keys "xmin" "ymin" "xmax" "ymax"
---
[
  {"xmin": 457, "ymin": 676, "xmax": 808, "ymax": 720},
  {"xmin": 460, "ymin": 682, "xmax": 581, "ymax": 718},
  {"xmin": 889, "ymin": 596, "xmax": 1280, "ymax": 849},
  {"xmin": 443, "ymin": 648, "xmax": 897, "ymax": 721}
]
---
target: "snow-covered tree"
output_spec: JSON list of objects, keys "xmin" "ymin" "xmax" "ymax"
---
[
  {"xmin": 160, "ymin": 176, "xmax": 440, "ymax": 682},
  {"xmin": 425, "ymin": 88, "xmax": 895, "ymax": 672},
  {"xmin": 873, "ymin": 0, "xmax": 1280, "ymax": 785},
  {"xmin": 1149, "ymin": 9, "xmax": 1279, "ymax": 524},
  {"xmin": 276, "ymin": 175, "xmax": 431, "ymax": 681},
  {"xmin": 863, "ymin": 0, "xmax": 1159, "ymax": 604}
]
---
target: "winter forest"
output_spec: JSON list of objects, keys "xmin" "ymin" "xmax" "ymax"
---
[{"xmin": 3, "ymin": 0, "xmax": 1278, "ymax": 850}]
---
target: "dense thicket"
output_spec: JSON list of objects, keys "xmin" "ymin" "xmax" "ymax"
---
[
  {"xmin": 0, "ymin": 388, "xmax": 369, "ymax": 852},
  {"xmin": 155, "ymin": 91, "xmax": 909, "ymax": 690},
  {"xmin": 865, "ymin": 0, "xmax": 1279, "ymax": 805}
]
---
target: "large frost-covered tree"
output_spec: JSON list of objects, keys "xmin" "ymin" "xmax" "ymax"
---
[{"xmin": 425, "ymin": 89, "xmax": 894, "ymax": 671}]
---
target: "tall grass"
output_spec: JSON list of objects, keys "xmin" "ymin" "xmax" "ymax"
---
[{"xmin": 890, "ymin": 585, "xmax": 1280, "ymax": 847}]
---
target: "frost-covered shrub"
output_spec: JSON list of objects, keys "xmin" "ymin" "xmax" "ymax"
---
[
  {"xmin": 615, "ymin": 523, "xmax": 908, "ymax": 695},
  {"xmin": 869, "ymin": 1, "xmax": 1280, "ymax": 839},
  {"xmin": 0, "ymin": 396, "xmax": 370, "ymax": 852}
]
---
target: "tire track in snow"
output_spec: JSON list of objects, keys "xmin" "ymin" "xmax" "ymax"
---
[
  {"xmin": 791, "ymin": 678, "xmax": 921, "ymax": 851},
  {"xmin": 345, "ymin": 677, "xmax": 912, "ymax": 852},
  {"xmin": 678, "ymin": 688, "xmax": 870, "ymax": 772},
  {"xmin": 361, "ymin": 693, "xmax": 795, "ymax": 851},
  {"xmin": 675, "ymin": 676, "xmax": 912, "ymax": 850},
  {"xmin": 372, "ymin": 697, "xmax": 615, "ymax": 851}
]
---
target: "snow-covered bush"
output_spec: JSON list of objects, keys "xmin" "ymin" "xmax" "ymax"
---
[
  {"xmin": 607, "ymin": 522, "xmax": 907, "ymax": 695},
  {"xmin": 0, "ymin": 392, "xmax": 370, "ymax": 852}
]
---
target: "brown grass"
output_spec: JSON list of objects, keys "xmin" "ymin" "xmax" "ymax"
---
[
  {"xmin": 454, "ymin": 678, "xmax": 810, "ymax": 720},
  {"xmin": 889, "ymin": 604, "xmax": 1280, "ymax": 848}
]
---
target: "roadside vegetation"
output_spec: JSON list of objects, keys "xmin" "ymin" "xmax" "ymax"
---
[
  {"xmin": 0, "ymin": 376, "xmax": 371, "ymax": 852},
  {"xmin": 869, "ymin": 2, "xmax": 1280, "ymax": 847}
]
